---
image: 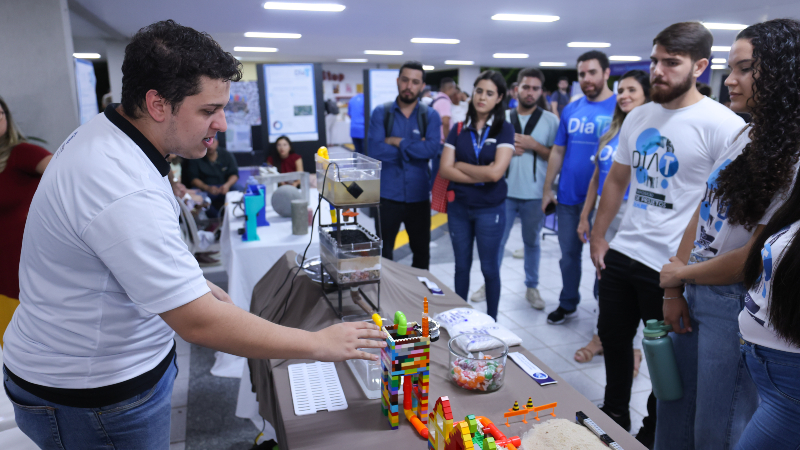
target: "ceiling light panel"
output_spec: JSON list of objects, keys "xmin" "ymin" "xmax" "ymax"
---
[
  {"xmin": 73, "ymin": 53, "xmax": 101, "ymax": 59},
  {"xmin": 711, "ymin": 65, "xmax": 728, "ymax": 70},
  {"xmin": 244, "ymin": 32, "xmax": 301, "ymax": 39},
  {"xmin": 364, "ymin": 50, "xmax": 403, "ymax": 55},
  {"xmin": 711, "ymin": 46, "xmax": 732, "ymax": 52},
  {"xmin": 423, "ymin": 65, "xmax": 435, "ymax": 70},
  {"xmin": 568, "ymin": 42, "xmax": 611, "ymax": 48},
  {"xmin": 337, "ymin": 58, "xmax": 368, "ymax": 63},
  {"xmin": 234, "ymin": 46, "xmax": 278, "ymax": 52},
  {"xmin": 539, "ymin": 62, "xmax": 566, "ymax": 67},
  {"xmin": 703, "ymin": 22, "xmax": 748, "ymax": 30},
  {"xmin": 493, "ymin": 53, "xmax": 529, "ymax": 59},
  {"xmin": 445, "ymin": 60, "xmax": 474, "ymax": 65},
  {"xmin": 609, "ymin": 56, "xmax": 641, "ymax": 61},
  {"xmin": 491, "ymin": 14, "xmax": 559, "ymax": 22},
  {"xmin": 411, "ymin": 38, "xmax": 459, "ymax": 44},
  {"xmin": 712, "ymin": 58, "xmax": 726, "ymax": 64},
  {"xmin": 263, "ymin": 2, "xmax": 345, "ymax": 11}
]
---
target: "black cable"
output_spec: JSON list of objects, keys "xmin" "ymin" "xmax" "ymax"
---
[{"xmin": 256, "ymin": 161, "xmax": 338, "ymax": 324}]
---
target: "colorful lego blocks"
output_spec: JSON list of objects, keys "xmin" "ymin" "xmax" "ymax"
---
[{"xmin": 380, "ymin": 321, "xmax": 430, "ymax": 431}]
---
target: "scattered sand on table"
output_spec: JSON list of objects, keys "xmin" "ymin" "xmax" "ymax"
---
[{"xmin": 520, "ymin": 418, "xmax": 609, "ymax": 450}]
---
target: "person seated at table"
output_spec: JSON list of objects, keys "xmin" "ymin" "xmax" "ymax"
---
[
  {"xmin": 183, "ymin": 135, "xmax": 239, "ymax": 217},
  {"xmin": 266, "ymin": 135, "xmax": 303, "ymax": 188}
]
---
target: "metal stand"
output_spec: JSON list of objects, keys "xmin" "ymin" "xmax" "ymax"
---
[{"xmin": 318, "ymin": 196, "xmax": 383, "ymax": 318}]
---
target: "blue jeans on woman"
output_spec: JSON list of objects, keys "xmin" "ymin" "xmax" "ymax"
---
[
  {"xmin": 655, "ymin": 264, "xmax": 759, "ymax": 450},
  {"xmin": 555, "ymin": 203, "xmax": 585, "ymax": 312},
  {"xmin": 3, "ymin": 354, "xmax": 178, "ymax": 449},
  {"xmin": 497, "ymin": 198, "xmax": 544, "ymax": 289},
  {"xmin": 448, "ymin": 200, "xmax": 505, "ymax": 320},
  {"xmin": 736, "ymin": 337, "xmax": 800, "ymax": 450}
]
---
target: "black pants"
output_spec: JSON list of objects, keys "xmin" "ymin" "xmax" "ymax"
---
[
  {"xmin": 379, "ymin": 198, "xmax": 430, "ymax": 270},
  {"xmin": 598, "ymin": 249, "xmax": 662, "ymax": 420},
  {"xmin": 352, "ymin": 138, "xmax": 364, "ymax": 154}
]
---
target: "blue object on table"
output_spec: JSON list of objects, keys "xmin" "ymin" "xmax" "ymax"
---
[{"xmin": 243, "ymin": 184, "xmax": 269, "ymax": 241}]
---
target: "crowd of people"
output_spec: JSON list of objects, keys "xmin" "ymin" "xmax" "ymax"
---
[
  {"xmin": 3, "ymin": 16, "xmax": 800, "ymax": 450},
  {"xmin": 367, "ymin": 18, "xmax": 800, "ymax": 450}
]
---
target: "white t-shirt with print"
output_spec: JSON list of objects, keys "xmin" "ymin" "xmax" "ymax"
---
[
  {"xmin": 693, "ymin": 128, "xmax": 793, "ymax": 258},
  {"xmin": 740, "ymin": 222, "xmax": 800, "ymax": 353},
  {"xmin": 610, "ymin": 98, "xmax": 745, "ymax": 271},
  {"xmin": 3, "ymin": 111, "xmax": 210, "ymax": 389}
]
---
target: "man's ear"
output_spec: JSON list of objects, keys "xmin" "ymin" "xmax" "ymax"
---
[
  {"xmin": 144, "ymin": 90, "xmax": 169, "ymax": 123},
  {"xmin": 693, "ymin": 58, "xmax": 709, "ymax": 78},
  {"xmin": 604, "ymin": 67, "xmax": 611, "ymax": 81}
]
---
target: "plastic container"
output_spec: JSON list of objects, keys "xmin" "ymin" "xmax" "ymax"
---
[
  {"xmin": 319, "ymin": 223, "xmax": 382, "ymax": 285},
  {"xmin": 448, "ymin": 333, "xmax": 508, "ymax": 392},
  {"xmin": 642, "ymin": 319, "xmax": 683, "ymax": 401},
  {"xmin": 342, "ymin": 316, "xmax": 382, "ymax": 399},
  {"xmin": 315, "ymin": 150, "xmax": 381, "ymax": 206}
]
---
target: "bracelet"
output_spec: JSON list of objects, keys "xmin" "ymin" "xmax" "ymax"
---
[{"xmin": 663, "ymin": 296, "xmax": 682, "ymax": 300}]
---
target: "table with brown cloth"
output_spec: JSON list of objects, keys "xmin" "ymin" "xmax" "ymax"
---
[{"xmin": 248, "ymin": 251, "xmax": 644, "ymax": 449}]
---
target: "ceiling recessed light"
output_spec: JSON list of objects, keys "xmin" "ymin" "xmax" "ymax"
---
[
  {"xmin": 411, "ymin": 38, "xmax": 460, "ymax": 44},
  {"xmin": 609, "ymin": 55, "xmax": 642, "ymax": 61},
  {"xmin": 445, "ymin": 60, "xmax": 474, "ymax": 65},
  {"xmin": 539, "ymin": 62, "xmax": 567, "ymax": 67},
  {"xmin": 423, "ymin": 65, "xmax": 435, "ymax": 71},
  {"xmin": 244, "ymin": 32, "xmax": 301, "ymax": 39},
  {"xmin": 234, "ymin": 46, "xmax": 278, "ymax": 52},
  {"xmin": 263, "ymin": 2, "xmax": 345, "ymax": 11},
  {"xmin": 568, "ymin": 42, "xmax": 611, "ymax": 48},
  {"xmin": 491, "ymin": 14, "xmax": 559, "ymax": 22},
  {"xmin": 712, "ymin": 58, "xmax": 727, "ymax": 64},
  {"xmin": 493, "ymin": 53, "xmax": 529, "ymax": 59},
  {"xmin": 711, "ymin": 64, "xmax": 728, "ymax": 70},
  {"xmin": 73, "ymin": 53, "xmax": 101, "ymax": 59},
  {"xmin": 364, "ymin": 50, "xmax": 403, "ymax": 55},
  {"xmin": 703, "ymin": 22, "xmax": 748, "ymax": 30},
  {"xmin": 337, "ymin": 58, "xmax": 368, "ymax": 63},
  {"xmin": 711, "ymin": 45, "xmax": 732, "ymax": 52}
]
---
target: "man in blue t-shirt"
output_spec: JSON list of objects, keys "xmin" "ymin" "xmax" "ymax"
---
[
  {"xmin": 542, "ymin": 51, "xmax": 616, "ymax": 324},
  {"xmin": 348, "ymin": 93, "xmax": 365, "ymax": 154}
]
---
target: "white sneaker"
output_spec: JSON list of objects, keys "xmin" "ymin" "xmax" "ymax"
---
[
  {"xmin": 512, "ymin": 248, "xmax": 525, "ymax": 259},
  {"xmin": 526, "ymin": 288, "xmax": 545, "ymax": 310},
  {"xmin": 470, "ymin": 284, "xmax": 486, "ymax": 302}
]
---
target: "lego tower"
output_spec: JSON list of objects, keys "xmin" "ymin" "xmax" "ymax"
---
[{"xmin": 380, "ymin": 302, "xmax": 431, "ymax": 430}]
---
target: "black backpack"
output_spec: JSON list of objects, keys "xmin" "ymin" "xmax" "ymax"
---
[
  {"xmin": 383, "ymin": 101, "xmax": 430, "ymax": 138},
  {"xmin": 507, "ymin": 107, "xmax": 544, "ymax": 182}
]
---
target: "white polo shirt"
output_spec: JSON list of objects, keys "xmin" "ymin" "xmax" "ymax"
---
[{"xmin": 3, "ymin": 106, "xmax": 210, "ymax": 390}]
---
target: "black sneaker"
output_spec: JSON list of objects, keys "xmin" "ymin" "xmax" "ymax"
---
[
  {"xmin": 635, "ymin": 424, "xmax": 655, "ymax": 449},
  {"xmin": 599, "ymin": 404, "xmax": 631, "ymax": 432},
  {"xmin": 546, "ymin": 306, "xmax": 577, "ymax": 325}
]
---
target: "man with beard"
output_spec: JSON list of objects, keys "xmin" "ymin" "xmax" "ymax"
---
[
  {"xmin": 472, "ymin": 69, "xmax": 559, "ymax": 308},
  {"xmin": 368, "ymin": 61, "xmax": 441, "ymax": 269},
  {"xmin": 542, "ymin": 51, "xmax": 616, "ymax": 325},
  {"xmin": 588, "ymin": 22, "xmax": 744, "ymax": 444}
]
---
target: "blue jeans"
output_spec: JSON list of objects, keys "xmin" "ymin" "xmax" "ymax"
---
[
  {"xmin": 555, "ymin": 203, "xmax": 585, "ymax": 311},
  {"xmin": 737, "ymin": 338, "xmax": 800, "ymax": 450},
  {"xmin": 3, "ymin": 354, "xmax": 178, "ymax": 450},
  {"xmin": 448, "ymin": 201, "xmax": 505, "ymax": 320},
  {"xmin": 498, "ymin": 198, "xmax": 544, "ymax": 289},
  {"xmin": 655, "ymin": 278, "xmax": 758, "ymax": 450}
]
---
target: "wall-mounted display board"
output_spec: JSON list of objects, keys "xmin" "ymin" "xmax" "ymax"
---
[
  {"xmin": 75, "ymin": 59, "xmax": 99, "ymax": 125},
  {"xmin": 362, "ymin": 68, "xmax": 399, "ymax": 156}
]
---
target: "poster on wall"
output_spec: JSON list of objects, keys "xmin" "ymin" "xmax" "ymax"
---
[
  {"xmin": 264, "ymin": 64, "xmax": 318, "ymax": 143},
  {"xmin": 224, "ymin": 81, "xmax": 262, "ymax": 151},
  {"xmin": 74, "ymin": 59, "xmax": 98, "ymax": 125},
  {"xmin": 368, "ymin": 69, "xmax": 398, "ymax": 112}
]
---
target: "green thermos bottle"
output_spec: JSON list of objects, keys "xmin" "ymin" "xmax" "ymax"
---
[{"xmin": 642, "ymin": 319, "xmax": 683, "ymax": 401}]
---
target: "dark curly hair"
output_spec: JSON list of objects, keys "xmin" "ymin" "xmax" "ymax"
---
[
  {"xmin": 711, "ymin": 19, "xmax": 800, "ymax": 231},
  {"xmin": 121, "ymin": 20, "xmax": 242, "ymax": 118}
]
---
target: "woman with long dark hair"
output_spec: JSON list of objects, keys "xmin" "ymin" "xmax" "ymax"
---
[
  {"xmin": 0, "ymin": 96, "xmax": 51, "ymax": 347},
  {"xmin": 267, "ymin": 135, "xmax": 303, "ymax": 187},
  {"xmin": 658, "ymin": 19, "xmax": 800, "ymax": 449},
  {"xmin": 574, "ymin": 70, "xmax": 650, "ymax": 365},
  {"xmin": 439, "ymin": 70, "xmax": 514, "ymax": 320}
]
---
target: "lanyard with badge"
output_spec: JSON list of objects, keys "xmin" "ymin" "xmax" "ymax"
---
[{"xmin": 470, "ymin": 127, "xmax": 488, "ymax": 186}]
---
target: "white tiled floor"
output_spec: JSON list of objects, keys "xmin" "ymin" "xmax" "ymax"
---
[{"xmin": 427, "ymin": 219, "xmax": 652, "ymax": 433}]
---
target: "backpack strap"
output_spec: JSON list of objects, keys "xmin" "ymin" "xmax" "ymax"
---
[
  {"xmin": 417, "ymin": 103, "xmax": 429, "ymax": 138},
  {"xmin": 383, "ymin": 101, "xmax": 395, "ymax": 137}
]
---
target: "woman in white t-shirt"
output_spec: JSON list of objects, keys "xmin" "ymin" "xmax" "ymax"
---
[{"xmin": 659, "ymin": 19, "xmax": 800, "ymax": 449}]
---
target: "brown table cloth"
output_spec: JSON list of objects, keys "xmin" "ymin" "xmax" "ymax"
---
[{"xmin": 248, "ymin": 252, "xmax": 644, "ymax": 449}]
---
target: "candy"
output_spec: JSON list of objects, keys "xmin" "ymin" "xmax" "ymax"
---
[{"xmin": 450, "ymin": 356, "xmax": 505, "ymax": 392}]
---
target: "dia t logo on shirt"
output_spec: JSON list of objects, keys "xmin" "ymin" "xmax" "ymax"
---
[
  {"xmin": 631, "ymin": 128, "xmax": 680, "ymax": 210},
  {"xmin": 568, "ymin": 116, "xmax": 612, "ymax": 138}
]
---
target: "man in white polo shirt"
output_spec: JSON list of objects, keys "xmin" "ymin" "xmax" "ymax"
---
[{"xmin": 2, "ymin": 20, "xmax": 385, "ymax": 449}]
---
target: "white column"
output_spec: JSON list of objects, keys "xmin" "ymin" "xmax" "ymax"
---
[
  {"xmin": 458, "ymin": 67, "xmax": 481, "ymax": 95},
  {"xmin": 0, "ymin": 0, "xmax": 79, "ymax": 151}
]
